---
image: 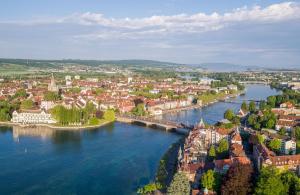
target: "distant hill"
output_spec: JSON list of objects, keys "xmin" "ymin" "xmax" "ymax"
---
[
  {"xmin": 195, "ymin": 63, "xmax": 263, "ymax": 72},
  {"xmin": 0, "ymin": 58, "xmax": 181, "ymax": 69}
]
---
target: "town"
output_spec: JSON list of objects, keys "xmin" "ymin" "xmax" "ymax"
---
[{"xmin": 1, "ymin": 69, "xmax": 300, "ymax": 195}]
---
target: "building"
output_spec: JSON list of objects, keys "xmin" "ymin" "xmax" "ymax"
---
[
  {"xmin": 11, "ymin": 110, "xmax": 56, "ymax": 124},
  {"xmin": 40, "ymin": 101, "xmax": 55, "ymax": 111},
  {"xmin": 227, "ymin": 84, "xmax": 238, "ymax": 91},
  {"xmin": 48, "ymin": 73, "xmax": 59, "ymax": 92},
  {"xmin": 275, "ymin": 115, "xmax": 300, "ymax": 131},
  {"xmin": 281, "ymin": 139, "xmax": 296, "ymax": 155},
  {"xmin": 253, "ymin": 143, "xmax": 300, "ymax": 173}
]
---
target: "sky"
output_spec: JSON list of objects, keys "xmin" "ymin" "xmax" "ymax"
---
[{"xmin": 0, "ymin": 0, "xmax": 300, "ymax": 67}]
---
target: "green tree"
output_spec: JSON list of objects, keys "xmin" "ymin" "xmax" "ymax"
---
[
  {"xmin": 103, "ymin": 109, "xmax": 115, "ymax": 122},
  {"xmin": 132, "ymin": 103, "xmax": 146, "ymax": 116},
  {"xmin": 217, "ymin": 139, "xmax": 229, "ymax": 159},
  {"xmin": 43, "ymin": 91, "xmax": 60, "ymax": 101},
  {"xmin": 241, "ymin": 101, "xmax": 248, "ymax": 111},
  {"xmin": 278, "ymin": 127, "xmax": 286, "ymax": 136},
  {"xmin": 294, "ymin": 126, "xmax": 300, "ymax": 140},
  {"xmin": 248, "ymin": 114, "xmax": 257, "ymax": 126},
  {"xmin": 208, "ymin": 146, "xmax": 216, "ymax": 159},
  {"xmin": 255, "ymin": 166, "xmax": 287, "ymax": 195},
  {"xmin": 88, "ymin": 117, "xmax": 100, "ymax": 125},
  {"xmin": 13, "ymin": 89, "xmax": 27, "ymax": 98},
  {"xmin": 201, "ymin": 170, "xmax": 221, "ymax": 192},
  {"xmin": 137, "ymin": 183, "xmax": 162, "ymax": 195},
  {"xmin": 268, "ymin": 138, "xmax": 281, "ymax": 152},
  {"xmin": 254, "ymin": 123, "xmax": 261, "ymax": 130},
  {"xmin": 257, "ymin": 134, "xmax": 265, "ymax": 144},
  {"xmin": 20, "ymin": 99, "xmax": 34, "ymax": 109},
  {"xmin": 249, "ymin": 101, "xmax": 256, "ymax": 113},
  {"xmin": 266, "ymin": 119, "xmax": 275, "ymax": 129},
  {"xmin": 167, "ymin": 172, "xmax": 190, "ymax": 195},
  {"xmin": 259, "ymin": 100, "xmax": 268, "ymax": 111},
  {"xmin": 267, "ymin": 96, "xmax": 276, "ymax": 108},
  {"xmin": 201, "ymin": 170, "xmax": 215, "ymax": 190},
  {"xmin": 224, "ymin": 109, "xmax": 235, "ymax": 121},
  {"xmin": 85, "ymin": 101, "xmax": 96, "ymax": 116}
]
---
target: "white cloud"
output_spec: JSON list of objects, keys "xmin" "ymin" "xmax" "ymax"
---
[{"xmin": 1, "ymin": 2, "xmax": 300, "ymax": 40}]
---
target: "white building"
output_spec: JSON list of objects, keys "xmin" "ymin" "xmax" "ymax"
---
[
  {"xmin": 281, "ymin": 139, "xmax": 296, "ymax": 155},
  {"xmin": 40, "ymin": 101, "xmax": 55, "ymax": 111},
  {"xmin": 11, "ymin": 111, "xmax": 56, "ymax": 124},
  {"xmin": 228, "ymin": 84, "xmax": 238, "ymax": 91}
]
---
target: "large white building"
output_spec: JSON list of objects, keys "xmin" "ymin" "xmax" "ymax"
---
[{"xmin": 11, "ymin": 111, "xmax": 56, "ymax": 124}]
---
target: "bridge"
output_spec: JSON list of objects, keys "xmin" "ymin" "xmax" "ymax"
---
[
  {"xmin": 222, "ymin": 99, "xmax": 261, "ymax": 104},
  {"xmin": 116, "ymin": 114, "xmax": 193, "ymax": 132}
]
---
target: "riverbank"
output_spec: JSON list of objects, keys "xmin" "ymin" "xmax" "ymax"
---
[
  {"xmin": 155, "ymin": 137, "xmax": 185, "ymax": 192},
  {"xmin": 156, "ymin": 90, "xmax": 243, "ymax": 116},
  {"xmin": 0, "ymin": 120, "xmax": 113, "ymax": 130}
]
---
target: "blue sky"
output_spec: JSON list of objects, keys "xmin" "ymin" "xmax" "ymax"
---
[{"xmin": 0, "ymin": 0, "xmax": 300, "ymax": 67}]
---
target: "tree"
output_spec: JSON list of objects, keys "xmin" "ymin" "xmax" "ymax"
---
[
  {"xmin": 217, "ymin": 139, "xmax": 229, "ymax": 159},
  {"xmin": 259, "ymin": 100, "xmax": 268, "ymax": 111},
  {"xmin": 167, "ymin": 172, "xmax": 190, "ymax": 195},
  {"xmin": 231, "ymin": 116, "xmax": 241, "ymax": 125},
  {"xmin": 132, "ymin": 103, "xmax": 146, "ymax": 116},
  {"xmin": 201, "ymin": 170, "xmax": 215, "ymax": 190},
  {"xmin": 85, "ymin": 101, "xmax": 96, "ymax": 116},
  {"xmin": 201, "ymin": 170, "xmax": 221, "ymax": 192},
  {"xmin": 241, "ymin": 101, "xmax": 248, "ymax": 111},
  {"xmin": 265, "ymin": 119, "xmax": 275, "ymax": 129},
  {"xmin": 88, "ymin": 117, "xmax": 100, "ymax": 125},
  {"xmin": 221, "ymin": 164, "xmax": 253, "ymax": 195},
  {"xmin": 208, "ymin": 146, "xmax": 216, "ymax": 159},
  {"xmin": 103, "ymin": 109, "xmax": 115, "ymax": 122},
  {"xmin": 255, "ymin": 166, "xmax": 287, "ymax": 195},
  {"xmin": 248, "ymin": 114, "xmax": 257, "ymax": 126},
  {"xmin": 268, "ymin": 138, "xmax": 281, "ymax": 152},
  {"xmin": 294, "ymin": 126, "xmax": 300, "ymax": 140},
  {"xmin": 13, "ymin": 89, "xmax": 27, "ymax": 99},
  {"xmin": 267, "ymin": 96, "xmax": 276, "ymax": 108},
  {"xmin": 280, "ymin": 171, "xmax": 300, "ymax": 194},
  {"xmin": 249, "ymin": 101, "xmax": 256, "ymax": 113},
  {"xmin": 278, "ymin": 127, "xmax": 286, "ymax": 136},
  {"xmin": 20, "ymin": 99, "xmax": 34, "ymax": 109},
  {"xmin": 254, "ymin": 123, "xmax": 261, "ymax": 130},
  {"xmin": 224, "ymin": 109, "xmax": 235, "ymax": 121},
  {"xmin": 43, "ymin": 91, "xmax": 60, "ymax": 101},
  {"xmin": 257, "ymin": 134, "xmax": 265, "ymax": 144},
  {"xmin": 137, "ymin": 183, "xmax": 162, "ymax": 195}
]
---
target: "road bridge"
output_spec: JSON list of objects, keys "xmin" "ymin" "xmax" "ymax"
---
[{"xmin": 116, "ymin": 114, "xmax": 193, "ymax": 132}]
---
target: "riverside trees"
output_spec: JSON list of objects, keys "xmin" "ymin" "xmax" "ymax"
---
[
  {"xmin": 51, "ymin": 103, "xmax": 115, "ymax": 126},
  {"xmin": 167, "ymin": 172, "xmax": 190, "ymax": 195}
]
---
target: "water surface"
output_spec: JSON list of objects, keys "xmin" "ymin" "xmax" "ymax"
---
[{"xmin": 0, "ymin": 84, "xmax": 279, "ymax": 195}]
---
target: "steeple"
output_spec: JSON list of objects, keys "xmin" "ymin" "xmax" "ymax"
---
[
  {"xmin": 197, "ymin": 118, "xmax": 205, "ymax": 128},
  {"xmin": 48, "ymin": 73, "xmax": 58, "ymax": 92}
]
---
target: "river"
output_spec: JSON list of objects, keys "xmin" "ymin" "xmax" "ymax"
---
[{"xmin": 0, "ymin": 84, "xmax": 279, "ymax": 195}]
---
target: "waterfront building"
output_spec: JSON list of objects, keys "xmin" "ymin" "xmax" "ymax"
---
[{"xmin": 11, "ymin": 110, "xmax": 56, "ymax": 124}]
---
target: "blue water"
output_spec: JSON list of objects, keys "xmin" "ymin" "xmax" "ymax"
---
[
  {"xmin": 0, "ymin": 123, "xmax": 180, "ymax": 195},
  {"xmin": 0, "ymin": 84, "xmax": 279, "ymax": 195},
  {"xmin": 160, "ymin": 84, "xmax": 280, "ymax": 125}
]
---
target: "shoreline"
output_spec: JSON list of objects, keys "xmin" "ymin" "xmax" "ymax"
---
[
  {"xmin": 0, "ymin": 121, "xmax": 113, "ymax": 130},
  {"xmin": 158, "ymin": 90, "xmax": 243, "ymax": 116}
]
